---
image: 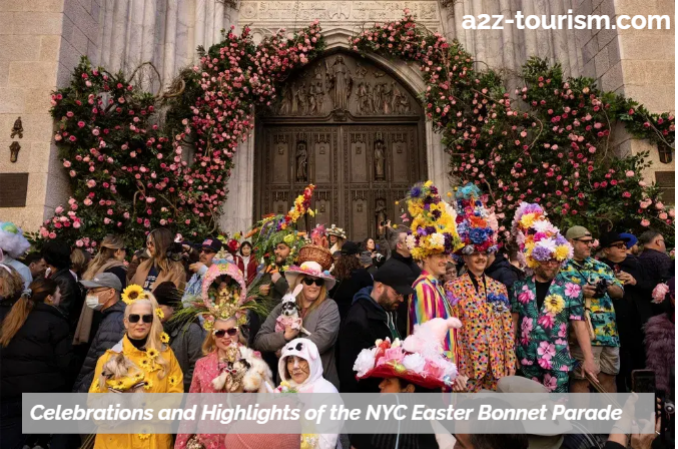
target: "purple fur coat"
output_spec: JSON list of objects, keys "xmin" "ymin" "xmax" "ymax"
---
[{"xmin": 644, "ymin": 313, "xmax": 675, "ymax": 396}]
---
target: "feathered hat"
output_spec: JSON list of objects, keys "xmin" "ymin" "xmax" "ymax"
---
[
  {"xmin": 454, "ymin": 183, "xmax": 499, "ymax": 255},
  {"xmin": 0, "ymin": 222, "xmax": 31, "ymax": 259},
  {"xmin": 353, "ymin": 317, "xmax": 461, "ymax": 390},
  {"xmin": 511, "ymin": 202, "xmax": 573, "ymax": 269},
  {"xmin": 404, "ymin": 181, "xmax": 462, "ymax": 260}
]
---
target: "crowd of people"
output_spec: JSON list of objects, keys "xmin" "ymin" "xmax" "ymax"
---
[{"xmin": 0, "ymin": 180, "xmax": 674, "ymax": 449}]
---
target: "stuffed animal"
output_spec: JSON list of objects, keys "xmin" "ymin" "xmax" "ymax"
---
[
  {"xmin": 402, "ymin": 317, "xmax": 461, "ymax": 358},
  {"xmin": 275, "ymin": 284, "xmax": 311, "ymax": 336}
]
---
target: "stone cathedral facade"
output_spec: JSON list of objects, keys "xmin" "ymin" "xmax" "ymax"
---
[{"xmin": 0, "ymin": 0, "xmax": 674, "ymax": 236}]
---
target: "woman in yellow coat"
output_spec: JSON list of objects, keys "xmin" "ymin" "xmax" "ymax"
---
[{"xmin": 89, "ymin": 285, "xmax": 184, "ymax": 449}]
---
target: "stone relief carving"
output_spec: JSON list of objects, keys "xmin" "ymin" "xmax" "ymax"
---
[
  {"xmin": 240, "ymin": 1, "xmax": 441, "ymax": 22},
  {"xmin": 270, "ymin": 53, "xmax": 418, "ymax": 118},
  {"xmin": 375, "ymin": 198, "xmax": 387, "ymax": 237}
]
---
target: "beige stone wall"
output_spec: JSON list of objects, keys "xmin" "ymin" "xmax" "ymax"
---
[
  {"xmin": 575, "ymin": 0, "xmax": 675, "ymax": 201},
  {"xmin": 0, "ymin": 0, "xmax": 100, "ymax": 230}
]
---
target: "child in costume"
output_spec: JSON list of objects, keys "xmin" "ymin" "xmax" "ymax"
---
[{"xmin": 447, "ymin": 184, "xmax": 516, "ymax": 392}]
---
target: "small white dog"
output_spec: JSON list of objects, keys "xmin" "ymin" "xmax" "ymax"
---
[{"xmin": 275, "ymin": 284, "xmax": 311, "ymax": 336}]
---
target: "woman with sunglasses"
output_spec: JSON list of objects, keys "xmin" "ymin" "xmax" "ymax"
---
[
  {"xmin": 130, "ymin": 228, "xmax": 186, "ymax": 292},
  {"xmin": 254, "ymin": 260, "xmax": 340, "ymax": 388},
  {"xmin": 88, "ymin": 286, "xmax": 183, "ymax": 449},
  {"xmin": 175, "ymin": 262, "xmax": 273, "ymax": 449}
]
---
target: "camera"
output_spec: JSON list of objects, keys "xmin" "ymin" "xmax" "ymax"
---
[
  {"xmin": 166, "ymin": 242, "xmax": 184, "ymax": 262},
  {"xmin": 592, "ymin": 278, "xmax": 609, "ymax": 299}
]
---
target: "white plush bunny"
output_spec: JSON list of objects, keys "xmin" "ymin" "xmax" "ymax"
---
[{"xmin": 275, "ymin": 284, "xmax": 311, "ymax": 336}]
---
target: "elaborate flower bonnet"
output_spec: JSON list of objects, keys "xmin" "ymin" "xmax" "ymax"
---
[
  {"xmin": 454, "ymin": 183, "xmax": 498, "ymax": 255},
  {"xmin": 0, "ymin": 222, "xmax": 30, "ymax": 259},
  {"xmin": 511, "ymin": 202, "xmax": 573, "ymax": 269},
  {"xmin": 353, "ymin": 317, "xmax": 461, "ymax": 390},
  {"xmin": 404, "ymin": 181, "xmax": 462, "ymax": 260}
]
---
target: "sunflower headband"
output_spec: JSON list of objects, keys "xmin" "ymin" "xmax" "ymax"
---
[{"xmin": 121, "ymin": 284, "xmax": 164, "ymax": 320}]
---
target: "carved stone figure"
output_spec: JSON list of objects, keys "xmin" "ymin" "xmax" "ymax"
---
[
  {"xmin": 371, "ymin": 83, "xmax": 383, "ymax": 113},
  {"xmin": 375, "ymin": 199, "xmax": 387, "ymax": 237},
  {"xmin": 327, "ymin": 56, "xmax": 352, "ymax": 111},
  {"xmin": 296, "ymin": 141, "xmax": 308, "ymax": 181},
  {"xmin": 357, "ymin": 82, "xmax": 372, "ymax": 114},
  {"xmin": 279, "ymin": 85, "xmax": 292, "ymax": 115},
  {"xmin": 381, "ymin": 82, "xmax": 393, "ymax": 114},
  {"xmin": 10, "ymin": 117, "xmax": 23, "ymax": 139},
  {"xmin": 311, "ymin": 67, "xmax": 326, "ymax": 113},
  {"xmin": 296, "ymin": 83, "xmax": 309, "ymax": 115},
  {"xmin": 393, "ymin": 84, "xmax": 411, "ymax": 114},
  {"xmin": 374, "ymin": 140, "xmax": 385, "ymax": 180},
  {"xmin": 9, "ymin": 141, "xmax": 21, "ymax": 163}
]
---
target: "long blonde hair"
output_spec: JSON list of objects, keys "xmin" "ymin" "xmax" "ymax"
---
[
  {"xmin": 83, "ymin": 235, "xmax": 124, "ymax": 281},
  {"xmin": 290, "ymin": 276, "xmax": 328, "ymax": 316},
  {"xmin": 97, "ymin": 295, "xmax": 169, "ymax": 390}
]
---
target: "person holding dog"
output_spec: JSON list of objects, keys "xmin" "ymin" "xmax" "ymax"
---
[
  {"xmin": 174, "ymin": 262, "xmax": 273, "ymax": 449},
  {"xmin": 88, "ymin": 285, "xmax": 183, "ymax": 449},
  {"xmin": 254, "ymin": 254, "xmax": 340, "ymax": 389}
]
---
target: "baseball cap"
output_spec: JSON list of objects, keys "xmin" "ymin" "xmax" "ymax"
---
[
  {"xmin": 619, "ymin": 232, "xmax": 638, "ymax": 249},
  {"xmin": 600, "ymin": 232, "xmax": 631, "ymax": 249},
  {"xmin": 565, "ymin": 226, "xmax": 592, "ymax": 241},
  {"xmin": 341, "ymin": 241, "xmax": 360, "ymax": 256},
  {"xmin": 80, "ymin": 272, "xmax": 122, "ymax": 292},
  {"xmin": 373, "ymin": 260, "xmax": 416, "ymax": 296},
  {"xmin": 201, "ymin": 238, "xmax": 222, "ymax": 253},
  {"xmin": 359, "ymin": 251, "xmax": 372, "ymax": 266}
]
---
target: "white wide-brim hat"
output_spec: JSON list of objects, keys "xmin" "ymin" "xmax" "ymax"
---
[{"xmin": 284, "ymin": 261, "xmax": 336, "ymax": 291}]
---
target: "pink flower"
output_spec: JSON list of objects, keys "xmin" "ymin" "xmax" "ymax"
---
[
  {"xmin": 652, "ymin": 283, "xmax": 670, "ymax": 304},
  {"xmin": 73, "ymin": 221, "xmax": 81, "ymax": 229},
  {"xmin": 543, "ymin": 373, "xmax": 558, "ymax": 391},
  {"xmin": 659, "ymin": 212, "xmax": 668, "ymax": 220},
  {"xmin": 655, "ymin": 202, "xmax": 665, "ymax": 210},
  {"xmin": 520, "ymin": 358, "xmax": 534, "ymax": 366},
  {"xmin": 538, "ymin": 357, "xmax": 553, "ymax": 370},
  {"xmin": 626, "ymin": 170, "xmax": 635, "ymax": 177},
  {"xmin": 564, "ymin": 283, "xmax": 581, "ymax": 298},
  {"xmin": 55, "ymin": 206, "xmax": 64, "ymax": 214},
  {"xmin": 76, "ymin": 240, "xmax": 84, "ymax": 248},
  {"xmin": 557, "ymin": 323, "xmax": 567, "ymax": 338},
  {"xmin": 640, "ymin": 219, "xmax": 650, "ymax": 227},
  {"xmin": 83, "ymin": 198, "xmax": 92, "ymax": 206},
  {"xmin": 48, "ymin": 232, "xmax": 56, "ymax": 239},
  {"xmin": 518, "ymin": 285, "xmax": 535, "ymax": 304},
  {"xmin": 86, "ymin": 179, "xmax": 96, "ymax": 188},
  {"xmin": 537, "ymin": 341, "xmax": 556, "ymax": 360},
  {"xmin": 537, "ymin": 313, "xmax": 555, "ymax": 329},
  {"xmin": 622, "ymin": 191, "xmax": 631, "ymax": 198}
]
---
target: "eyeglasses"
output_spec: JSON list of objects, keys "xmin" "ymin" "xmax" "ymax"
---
[
  {"xmin": 609, "ymin": 243, "xmax": 627, "ymax": 250},
  {"xmin": 128, "ymin": 314, "xmax": 153, "ymax": 323},
  {"xmin": 213, "ymin": 328, "xmax": 238, "ymax": 338},
  {"xmin": 201, "ymin": 249, "xmax": 216, "ymax": 254},
  {"xmin": 302, "ymin": 278, "xmax": 324, "ymax": 287},
  {"xmin": 576, "ymin": 239, "xmax": 593, "ymax": 245}
]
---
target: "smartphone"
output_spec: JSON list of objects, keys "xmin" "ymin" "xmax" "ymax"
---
[{"xmin": 632, "ymin": 370, "xmax": 657, "ymax": 422}]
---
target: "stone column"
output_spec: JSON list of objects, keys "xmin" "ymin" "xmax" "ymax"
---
[{"xmin": 219, "ymin": 126, "xmax": 255, "ymax": 234}]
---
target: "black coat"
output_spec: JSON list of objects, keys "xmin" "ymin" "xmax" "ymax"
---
[
  {"xmin": 72, "ymin": 301, "xmax": 126, "ymax": 392},
  {"xmin": 338, "ymin": 287, "xmax": 400, "ymax": 393},
  {"xmin": 385, "ymin": 254, "xmax": 420, "ymax": 337},
  {"xmin": 165, "ymin": 319, "xmax": 206, "ymax": 392},
  {"xmin": 51, "ymin": 268, "xmax": 83, "ymax": 332},
  {"xmin": 638, "ymin": 248, "xmax": 673, "ymax": 322},
  {"xmin": 486, "ymin": 253, "xmax": 523, "ymax": 294},
  {"xmin": 0, "ymin": 302, "xmax": 73, "ymax": 398},
  {"xmin": 331, "ymin": 268, "xmax": 374, "ymax": 322}
]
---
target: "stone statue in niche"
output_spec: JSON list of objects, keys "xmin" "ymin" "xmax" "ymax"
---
[
  {"xmin": 371, "ymin": 83, "xmax": 383, "ymax": 114},
  {"xmin": 357, "ymin": 82, "xmax": 372, "ymax": 114},
  {"xmin": 375, "ymin": 199, "xmax": 387, "ymax": 238},
  {"xmin": 317, "ymin": 139, "xmax": 328, "ymax": 155},
  {"xmin": 296, "ymin": 141, "xmax": 308, "ymax": 181},
  {"xmin": 9, "ymin": 141, "xmax": 21, "ymax": 163},
  {"xmin": 374, "ymin": 140, "xmax": 385, "ymax": 180},
  {"xmin": 276, "ymin": 142, "xmax": 286, "ymax": 155},
  {"xmin": 11, "ymin": 117, "xmax": 23, "ymax": 139},
  {"xmin": 326, "ymin": 56, "xmax": 352, "ymax": 111}
]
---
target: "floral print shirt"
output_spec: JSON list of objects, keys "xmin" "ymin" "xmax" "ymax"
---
[
  {"xmin": 448, "ymin": 273, "xmax": 516, "ymax": 380},
  {"xmin": 561, "ymin": 257, "xmax": 621, "ymax": 347},
  {"xmin": 511, "ymin": 275, "xmax": 585, "ymax": 373}
]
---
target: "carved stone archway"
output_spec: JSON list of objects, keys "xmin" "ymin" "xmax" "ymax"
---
[{"xmin": 252, "ymin": 49, "xmax": 428, "ymax": 241}]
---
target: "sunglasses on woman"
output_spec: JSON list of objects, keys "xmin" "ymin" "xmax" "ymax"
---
[
  {"xmin": 128, "ymin": 314, "xmax": 153, "ymax": 323},
  {"xmin": 213, "ymin": 328, "xmax": 238, "ymax": 338},
  {"xmin": 302, "ymin": 277, "xmax": 324, "ymax": 287}
]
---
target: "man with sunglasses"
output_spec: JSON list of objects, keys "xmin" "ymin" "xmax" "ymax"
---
[
  {"xmin": 181, "ymin": 238, "xmax": 222, "ymax": 305},
  {"xmin": 599, "ymin": 232, "xmax": 649, "ymax": 392},
  {"xmin": 562, "ymin": 226, "xmax": 623, "ymax": 393}
]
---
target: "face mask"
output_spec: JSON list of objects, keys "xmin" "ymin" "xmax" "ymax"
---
[{"xmin": 86, "ymin": 294, "xmax": 103, "ymax": 311}]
